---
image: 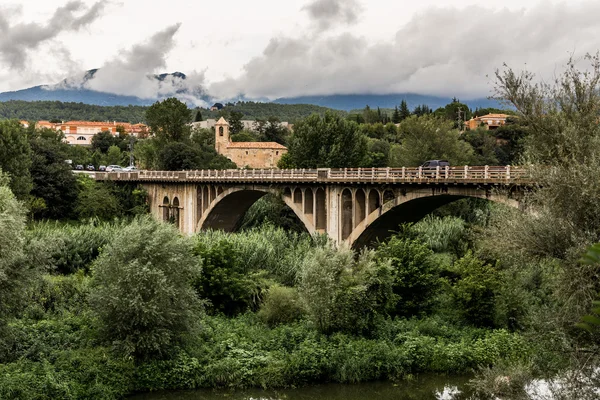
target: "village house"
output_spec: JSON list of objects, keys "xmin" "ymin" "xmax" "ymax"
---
[
  {"xmin": 22, "ymin": 120, "xmax": 148, "ymax": 146},
  {"xmin": 464, "ymin": 113, "xmax": 509, "ymax": 130},
  {"xmin": 214, "ymin": 117, "xmax": 286, "ymax": 168}
]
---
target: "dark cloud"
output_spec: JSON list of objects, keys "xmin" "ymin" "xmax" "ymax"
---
[
  {"xmin": 0, "ymin": 1, "xmax": 105, "ymax": 69},
  {"xmin": 303, "ymin": 0, "xmax": 362, "ymax": 31},
  {"xmin": 210, "ymin": 2, "xmax": 600, "ymax": 100}
]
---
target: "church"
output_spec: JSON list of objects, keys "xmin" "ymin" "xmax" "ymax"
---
[{"xmin": 214, "ymin": 117, "xmax": 287, "ymax": 169}]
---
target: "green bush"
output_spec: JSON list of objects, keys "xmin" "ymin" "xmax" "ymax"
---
[
  {"xmin": 258, "ymin": 285, "xmax": 305, "ymax": 326},
  {"xmin": 413, "ymin": 215, "xmax": 468, "ymax": 255},
  {"xmin": 0, "ymin": 170, "xmax": 35, "ymax": 329},
  {"xmin": 446, "ymin": 252, "xmax": 499, "ymax": 327},
  {"xmin": 0, "ymin": 348, "xmax": 134, "ymax": 400},
  {"xmin": 89, "ymin": 216, "xmax": 201, "ymax": 359},
  {"xmin": 192, "ymin": 237, "xmax": 271, "ymax": 316},
  {"xmin": 194, "ymin": 225, "xmax": 321, "ymax": 286},
  {"xmin": 375, "ymin": 235, "xmax": 440, "ymax": 317},
  {"xmin": 298, "ymin": 247, "xmax": 395, "ymax": 334},
  {"xmin": 27, "ymin": 220, "xmax": 124, "ymax": 274}
]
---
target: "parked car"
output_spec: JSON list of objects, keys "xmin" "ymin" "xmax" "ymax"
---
[
  {"xmin": 87, "ymin": 164, "xmax": 95, "ymax": 171},
  {"xmin": 420, "ymin": 160, "xmax": 450, "ymax": 177},
  {"xmin": 106, "ymin": 165, "xmax": 123, "ymax": 172},
  {"xmin": 122, "ymin": 165, "xmax": 138, "ymax": 172},
  {"xmin": 98, "ymin": 165, "xmax": 106, "ymax": 171},
  {"xmin": 75, "ymin": 164, "xmax": 84, "ymax": 170}
]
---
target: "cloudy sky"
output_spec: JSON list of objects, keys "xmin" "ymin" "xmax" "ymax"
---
[{"xmin": 0, "ymin": 0, "xmax": 599, "ymax": 103}]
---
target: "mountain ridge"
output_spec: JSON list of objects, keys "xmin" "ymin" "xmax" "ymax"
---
[{"xmin": 0, "ymin": 71, "xmax": 503, "ymax": 111}]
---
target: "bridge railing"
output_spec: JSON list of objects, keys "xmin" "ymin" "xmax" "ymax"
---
[{"xmin": 100, "ymin": 166, "xmax": 529, "ymax": 183}]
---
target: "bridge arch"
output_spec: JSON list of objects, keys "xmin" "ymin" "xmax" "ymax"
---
[
  {"xmin": 348, "ymin": 187, "xmax": 520, "ymax": 249},
  {"xmin": 196, "ymin": 187, "xmax": 317, "ymax": 234}
]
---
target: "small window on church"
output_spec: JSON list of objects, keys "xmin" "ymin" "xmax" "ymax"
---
[
  {"xmin": 245, "ymin": 151, "xmax": 248, "ymax": 155},
  {"xmin": 276, "ymin": 151, "xmax": 279, "ymax": 155},
  {"xmin": 219, "ymin": 126, "xmax": 224, "ymax": 136}
]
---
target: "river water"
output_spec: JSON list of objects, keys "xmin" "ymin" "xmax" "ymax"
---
[{"xmin": 130, "ymin": 375, "xmax": 474, "ymax": 400}]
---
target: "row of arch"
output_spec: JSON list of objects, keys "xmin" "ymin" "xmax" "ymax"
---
[
  {"xmin": 283, "ymin": 186, "xmax": 398, "ymax": 241},
  {"xmin": 192, "ymin": 185, "xmax": 402, "ymax": 242},
  {"xmin": 155, "ymin": 183, "xmax": 515, "ymax": 249}
]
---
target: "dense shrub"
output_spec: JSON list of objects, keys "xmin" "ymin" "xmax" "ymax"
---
[
  {"xmin": 258, "ymin": 285, "xmax": 305, "ymax": 326},
  {"xmin": 299, "ymin": 246, "xmax": 395, "ymax": 334},
  {"xmin": 375, "ymin": 235, "xmax": 440, "ymax": 317},
  {"xmin": 0, "ymin": 170, "xmax": 35, "ymax": 327},
  {"xmin": 446, "ymin": 252, "xmax": 499, "ymax": 327},
  {"xmin": 0, "ymin": 349, "xmax": 134, "ymax": 400},
  {"xmin": 27, "ymin": 220, "xmax": 124, "ymax": 274},
  {"xmin": 194, "ymin": 225, "xmax": 322, "ymax": 285},
  {"xmin": 413, "ymin": 215, "xmax": 467, "ymax": 255},
  {"xmin": 89, "ymin": 216, "xmax": 201, "ymax": 359},
  {"xmin": 192, "ymin": 237, "xmax": 271, "ymax": 316}
]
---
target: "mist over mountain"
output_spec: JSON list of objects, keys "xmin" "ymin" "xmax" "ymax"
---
[{"xmin": 0, "ymin": 70, "xmax": 501, "ymax": 111}]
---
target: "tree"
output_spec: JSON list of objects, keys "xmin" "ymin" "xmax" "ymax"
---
[
  {"xmin": 375, "ymin": 235, "xmax": 440, "ymax": 316},
  {"xmin": 75, "ymin": 175, "xmax": 121, "ymax": 220},
  {"xmin": 192, "ymin": 237, "xmax": 270, "ymax": 316},
  {"xmin": 91, "ymin": 131, "xmax": 118, "ymax": 153},
  {"xmin": 284, "ymin": 111, "xmax": 368, "ymax": 168},
  {"xmin": 231, "ymin": 131, "xmax": 257, "ymax": 142},
  {"xmin": 413, "ymin": 104, "xmax": 432, "ymax": 117},
  {"xmin": 299, "ymin": 246, "xmax": 395, "ymax": 334},
  {"xmin": 399, "ymin": 100, "xmax": 411, "ymax": 121},
  {"xmin": 89, "ymin": 216, "xmax": 201, "ymax": 359},
  {"xmin": 392, "ymin": 106, "xmax": 401, "ymax": 124},
  {"xmin": 0, "ymin": 170, "xmax": 32, "ymax": 327},
  {"xmin": 158, "ymin": 142, "xmax": 201, "ymax": 170},
  {"xmin": 0, "ymin": 120, "xmax": 32, "ymax": 200},
  {"xmin": 29, "ymin": 134, "xmax": 78, "ymax": 219},
  {"xmin": 194, "ymin": 109, "xmax": 203, "ymax": 122},
  {"xmin": 461, "ymin": 127, "xmax": 500, "ymax": 165},
  {"xmin": 255, "ymin": 117, "xmax": 288, "ymax": 145},
  {"xmin": 484, "ymin": 53, "xmax": 600, "ymax": 323},
  {"xmin": 229, "ymin": 111, "xmax": 244, "ymax": 135},
  {"xmin": 435, "ymin": 99, "xmax": 472, "ymax": 129},
  {"xmin": 447, "ymin": 252, "xmax": 499, "ymax": 327},
  {"xmin": 145, "ymin": 97, "xmax": 192, "ymax": 142},
  {"xmin": 105, "ymin": 145, "xmax": 126, "ymax": 166},
  {"xmin": 394, "ymin": 115, "xmax": 476, "ymax": 166},
  {"xmin": 364, "ymin": 139, "xmax": 390, "ymax": 167},
  {"xmin": 362, "ymin": 105, "xmax": 380, "ymax": 124}
]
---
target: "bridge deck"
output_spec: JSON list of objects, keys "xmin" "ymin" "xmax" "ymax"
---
[{"xmin": 94, "ymin": 166, "xmax": 531, "ymax": 185}]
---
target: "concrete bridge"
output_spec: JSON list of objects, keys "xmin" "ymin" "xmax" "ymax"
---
[{"xmin": 98, "ymin": 166, "xmax": 530, "ymax": 249}]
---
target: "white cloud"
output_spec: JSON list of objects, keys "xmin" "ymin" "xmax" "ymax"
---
[
  {"xmin": 209, "ymin": 2, "xmax": 600, "ymax": 100},
  {"xmin": 0, "ymin": 1, "xmax": 105, "ymax": 69},
  {"xmin": 45, "ymin": 24, "xmax": 209, "ymax": 106}
]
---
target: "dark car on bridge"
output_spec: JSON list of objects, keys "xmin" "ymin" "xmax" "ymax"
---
[{"xmin": 420, "ymin": 160, "xmax": 450, "ymax": 177}]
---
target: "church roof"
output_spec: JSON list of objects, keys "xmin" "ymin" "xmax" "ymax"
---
[
  {"xmin": 216, "ymin": 117, "xmax": 229, "ymax": 125},
  {"xmin": 227, "ymin": 141, "xmax": 287, "ymax": 150}
]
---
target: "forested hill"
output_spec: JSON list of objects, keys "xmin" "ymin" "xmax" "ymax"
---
[
  {"xmin": 0, "ymin": 100, "xmax": 340, "ymax": 123},
  {"xmin": 0, "ymin": 101, "xmax": 148, "ymax": 123},
  {"xmin": 197, "ymin": 101, "xmax": 341, "ymax": 121}
]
